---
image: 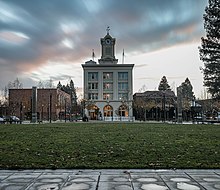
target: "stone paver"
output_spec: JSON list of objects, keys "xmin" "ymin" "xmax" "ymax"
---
[{"xmin": 0, "ymin": 169, "xmax": 220, "ymax": 189}]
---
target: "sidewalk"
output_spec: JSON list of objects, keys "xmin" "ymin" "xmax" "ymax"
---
[{"xmin": 0, "ymin": 169, "xmax": 220, "ymax": 189}]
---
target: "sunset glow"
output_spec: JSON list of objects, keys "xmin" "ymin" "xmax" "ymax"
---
[{"xmin": 0, "ymin": 0, "xmax": 208, "ymax": 98}]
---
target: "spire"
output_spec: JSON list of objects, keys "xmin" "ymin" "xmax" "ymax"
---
[{"xmin": 106, "ymin": 26, "xmax": 110, "ymax": 35}]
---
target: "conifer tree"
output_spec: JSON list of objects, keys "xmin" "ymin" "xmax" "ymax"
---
[
  {"xmin": 181, "ymin": 78, "xmax": 195, "ymax": 101},
  {"xmin": 158, "ymin": 76, "xmax": 171, "ymax": 91},
  {"xmin": 69, "ymin": 79, "xmax": 77, "ymax": 105},
  {"xmin": 56, "ymin": 80, "xmax": 78, "ymax": 115},
  {"xmin": 199, "ymin": 0, "xmax": 220, "ymax": 99},
  {"xmin": 57, "ymin": 81, "xmax": 62, "ymax": 89}
]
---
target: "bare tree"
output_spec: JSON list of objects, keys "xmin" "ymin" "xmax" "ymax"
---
[{"xmin": 8, "ymin": 78, "xmax": 23, "ymax": 89}]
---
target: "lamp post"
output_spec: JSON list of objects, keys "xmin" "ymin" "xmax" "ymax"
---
[
  {"xmin": 177, "ymin": 86, "xmax": 183, "ymax": 123},
  {"xmin": 19, "ymin": 102, "xmax": 22, "ymax": 124},
  {"xmin": 41, "ymin": 104, "xmax": 44, "ymax": 122},
  {"xmin": 64, "ymin": 98, "xmax": 67, "ymax": 123},
  {"xmin": 49, "ymin": 93, "xmax": 52, "ymax": 123},
  {"xmin": 162, "ymin": 91, "xmax": 166, "ymax": 122},
  {"xmin": 143, "ymin": 106, "xmax": 146, "ymax": 121},
  {"xmin": 141, "ymin": 106, "xmax": 146, "ymax": 121}
]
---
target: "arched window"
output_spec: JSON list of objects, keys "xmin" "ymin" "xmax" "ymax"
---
[
  {"xmin": 103, "ymin": 105, "xmax": 113, "ymax": 117},
  {"xmin": 118, "ymin": 105, "xmax": 128, "ymax": 117},
  {"xmin": 88, "ymin": 104, "xmax": 99, "ymax": 120}
]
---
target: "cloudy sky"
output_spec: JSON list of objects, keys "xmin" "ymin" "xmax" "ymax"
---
[{"xmin": 0, "ymin": 0, "xmax": 208, "ymax": 98}]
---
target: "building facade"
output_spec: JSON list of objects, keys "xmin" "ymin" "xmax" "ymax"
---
[
  {"xmin": 82, "ymin": 30, "xmax": 134, "ymax": 121},
  {"xmin": 9, "ymin": 88, "xmax": 71, "ymax": 121},
  {"xmin": 133, "ymin": 90, "xmax": 177, "ymax": 121}
]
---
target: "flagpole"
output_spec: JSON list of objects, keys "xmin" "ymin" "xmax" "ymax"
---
[
  {"xmin": 122, "ymin": 49, "xmax": 124, "ymax": 64},
  {"xmin": 92, "ymin": 49, "xmax": 95, "ymax": 61}
]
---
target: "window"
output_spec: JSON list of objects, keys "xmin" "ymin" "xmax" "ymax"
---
[
  {"xmin": 118, "ymin": 93, "xmax": 128, "ymax": 100},
  {"xmin": 88, "ymin": 93, "xmax": 98, "ymax": 100},
  {"xmin": 88, "ymin": 72, "xmax": 98, "ymax": 81},
  {"xmin": 105, "ymin": 47, "xmax": 112, "ymax": 56},
  {"xmin": 118, "ymin": 72, "xmax": 128, "ymax": 80},
  {"xmin": 118, "ymin": 82, "xmax": 128, "ymax": 90},
  {"xmin": 118, "ymin": 105, "xmax": 128, "ymax": 117},
  {"xmin": 103, "ymin": 105, "xmax": 113, "ymax": 117},
  {"xmin": 103, "ymin": 83, "xmax": 113, "ymax": 90},
  {"xmin": 88, "ymin": 83, "xmax": 98, "ymax": 90},
  {"xmin": 103, "ymin": 72, "xmax": 113, "ymax": 80},
  {"xmin": 103, "ymin": 93, "xmax": 113, "ymax": 100}
]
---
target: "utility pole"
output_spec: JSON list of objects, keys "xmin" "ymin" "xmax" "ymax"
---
[
  {"xmin": 49, "ymin": 93, "xmax": 52, "ymax": 123},
  {"xmin": 65, "ymin": 98, "xmax": 67, "ymax": 123},
  {"xmin": 177, "ymin": 86, "xmax": 183, "ymax": 123}
]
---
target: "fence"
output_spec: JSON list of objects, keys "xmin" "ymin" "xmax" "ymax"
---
[{"xmin": 103, "ymin": 116, "xmax": 135, "ymax": 122}]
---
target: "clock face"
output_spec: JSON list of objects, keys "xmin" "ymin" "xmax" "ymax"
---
[{"xmin": 105, "ymin": 39, "xmax": 111, "ymax": 45}]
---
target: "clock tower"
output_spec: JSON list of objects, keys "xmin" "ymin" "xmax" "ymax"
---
[
  {"xmin": 98, "ymin": 27, "xmax": 118, "ymax": 64},
  {"xmin": 82, "ymin": 27, "xmax": 134, "ymax": 121}
]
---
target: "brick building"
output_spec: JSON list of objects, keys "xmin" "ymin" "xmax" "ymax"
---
[
  {"xmin": 133, "ymin": 90, "xmax": 177, "ymax": 121},
  {"xmin": 9, "ymin": 88, "xmax": 71, "ymax": 121}
]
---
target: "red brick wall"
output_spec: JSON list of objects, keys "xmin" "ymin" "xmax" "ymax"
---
[{"xmin": 9, "ymin": 88, "xmax": 71, "ymax": 121}]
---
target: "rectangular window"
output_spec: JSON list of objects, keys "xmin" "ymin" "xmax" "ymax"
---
[
  {"xmin": 118, "ymin": 72, "xmax": 128, "ymax": 80},
  {"xmin": 103, "ymin": 72, "xmax": 113, "ymax": 80},
  {"xmin": 105, "ymin": 47, "xmax": 112, "ymax": 56},
  {"xmin": 103, "ymin": 93, "xmax": 113, "ymax": 100},
  {"xmin": 103, "ymin": 82, "xmax": 113, "ymax": 90},
  {"xmin": 88, "ymin": 93, "xmax": 98, "ymax": 100},
  {"xmin": 88, "ymin": 83, "xmax": 98, "ymax": 90},
  {"xmin": 88, "ymin": 72, "xmax": 98, "ymax": 81},
  {"xmin": 118, "ymin": 93, "xmax": 128, "ymax": 100},
  {"xmin": 118, "ymin": 82, "xmax": 128, "ymax": 90}
]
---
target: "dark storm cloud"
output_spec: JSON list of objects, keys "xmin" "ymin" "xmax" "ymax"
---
[
  {"xmin": 0, "ymin": 0, "xmax": 207, "ymax": 88},
  {"xmin": 102, "ymin": 0, "xmax": 207, "ymax": 52}
]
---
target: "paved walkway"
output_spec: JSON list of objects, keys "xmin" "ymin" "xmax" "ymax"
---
[{"xmin": 0, "ymin": 169, "xmax": 220, "ymax": 189}]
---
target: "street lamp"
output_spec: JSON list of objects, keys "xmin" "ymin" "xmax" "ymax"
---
[
  {"xmin": 65, "ymin": 98, "xmax": 67, "ymax": 123},
  {"xmin": 49, "ymin": 93, "xmax": 52, "ymax": 123},
  {"xmin": 41, "ymin": 104, "xmax": 44, "ymax": 122},
  {"xmin": 161, "ymin": 91, "xmax": 166, "ymax": 122},
  {"xmin": 141, "ymin": 106, "xmax": 146, "ymax": 121},
  {"xmin": 19, "ymin": 102, "xmax": 23, "ymax": 124}
]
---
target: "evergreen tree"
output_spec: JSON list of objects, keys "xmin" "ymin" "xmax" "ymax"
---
[
  {"xmin": 199, "ymin": 0, "xmax": 220, "ymax": 99},
  {"xmin": 158, "ymin": 76, "xmax": 171, "ymax": 91},
  {"xmin": 181, "ymin": 78, "xmax": 195, "ymax": 100},
  {"xmin": 62, "ymin": 85, "xmax": 66, "ymax": 93},
  {"xmin": 57, "ymin": 81, "xmax": 62, "ymax": 89},
  {"xmin": 56, "ymin": 80, "xmax": 78, "ymax": 115},
  {"xmin": 69, "ymin": 80, "xmax": 77, "ymax": 105},
  {"xmin": 180, "ymin": 78, "xmax": 195, "ymax": 110}
]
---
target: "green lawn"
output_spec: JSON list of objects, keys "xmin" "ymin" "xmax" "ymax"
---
[{"xmin": 0, "ymin": 122, "xmax": 219, "ymax": 169}]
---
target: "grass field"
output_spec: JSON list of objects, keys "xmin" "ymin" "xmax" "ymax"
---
[{"xmin": 0, "ymin": 122, "xmax": 219, "ymax": 169}]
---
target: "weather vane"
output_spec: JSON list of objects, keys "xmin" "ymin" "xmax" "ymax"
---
[{"xmin": 106, "ymin": 26, "xmax": 110, "ymax": 34}]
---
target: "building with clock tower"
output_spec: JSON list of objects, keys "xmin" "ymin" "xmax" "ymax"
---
[{"xmin": 82, "ymin": 28, "xmax": 134, "ymax": 121}]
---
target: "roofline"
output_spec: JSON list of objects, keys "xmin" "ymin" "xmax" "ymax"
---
[
  {"xmin": 82, "ymin": 64, "xmax": 134, "ymax": 68},
  {"xmin": 9, "ymin": 88, "xmax": 58, "ymax": 90}
]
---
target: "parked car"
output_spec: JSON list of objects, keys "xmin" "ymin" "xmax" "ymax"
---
[
  {"xmin": 10, "ymin": 116, "xmax": 20, "ymax": 123},
  {"xmin": 0, "ymin": 116, "xmax": 5, "ymax": 124},
  {"xmin": 214, "ymin": 113, "xmax": 220, "ymax": 121},
  {"xmin": 5, "ymin": 116, "xmax": 20, "ymax": 124}
]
